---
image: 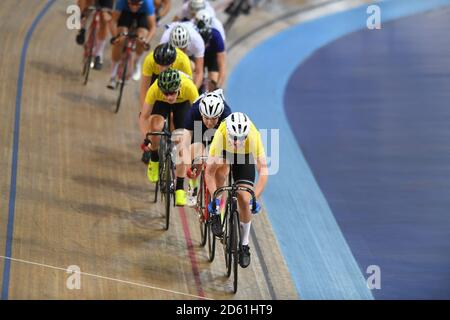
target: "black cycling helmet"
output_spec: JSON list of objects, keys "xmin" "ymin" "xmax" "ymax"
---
[
  {"xmin": 153, "ymin": 43, "xmax": 177, "ymax": 66},
  {"xmin": 158, "ymin": 68, "xmax": 181, "ymax": 94}
]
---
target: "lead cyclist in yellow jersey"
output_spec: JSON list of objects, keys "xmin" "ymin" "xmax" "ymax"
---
[
  {"xmin": 139, "ymin": 68, "xmax": 199, "ymax": 206},
  {"xmin": 205, "ymin": 112, "xmax": 269, "ymax": 268}
]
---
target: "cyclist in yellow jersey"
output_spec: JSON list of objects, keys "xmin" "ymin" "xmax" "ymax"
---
[
  {"xmin": 140, "ymin": 68, "xmax": 199, "ymax": 206},
  {"xmin": 139, "ymin": 43, "xmax": 193, "ymax": 107},
  {"xmin": 205, "ymin": 112, "xmax": 268, "ymax": 268}
]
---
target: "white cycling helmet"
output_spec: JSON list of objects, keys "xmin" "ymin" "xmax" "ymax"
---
[
  {"xmin": 195, "ymin": 9, "xmax": 212, "ymax": 28},
  {"xmin": 189, "ymin": 0, "xmax": 206, "ymax": 13},
  {"xmin": 226, "ymin": 112, "xmax": 251, "ymax": 140},
  {"xmin": 200, "ymin": 92, "xmax": 225, "ymax": 118},
  {"xmin": 170, "ymin": 25, "xmax": 190, "ymax": 49}
]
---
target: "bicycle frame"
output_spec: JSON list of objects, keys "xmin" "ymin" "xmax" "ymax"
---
[
  {"xmin": 147, "ymin": 112, "xmax": 178, "ymax": 229},
  {"xmin": 211, "ymin": 171, "xmax": 257, "ymax": 292}
]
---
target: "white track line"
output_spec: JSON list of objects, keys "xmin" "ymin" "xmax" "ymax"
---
[{"xmin": 0, "ymin": 255, "xmax": 212, "ymax": 300}]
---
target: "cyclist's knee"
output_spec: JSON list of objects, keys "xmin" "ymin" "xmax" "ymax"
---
[
  {"xmin": 149, "ymin": 115, "xmax": 164, "ymax": 130},
  {"xmin": 101, "ymin": 11, "xmax": 112, "ymax": 23}
]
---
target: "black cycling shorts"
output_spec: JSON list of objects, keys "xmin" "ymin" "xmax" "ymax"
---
[
  {"xmin": 97, "ymin": 0, "xmax": 114, "ymax": 9},
  {"xmin": 204, "ymin": 50, "xmax": 219, "ymax": 72},
  {"xmin": 222, "ymin": 151, "xmax": 255, "ymax": 187},
  {"xmin": 151, "ymin": 101, "xmax": 191, "ymax": 130},
  {"xmin": 118, "ymin": 11, "xmax": 149, "ymax": 30}
]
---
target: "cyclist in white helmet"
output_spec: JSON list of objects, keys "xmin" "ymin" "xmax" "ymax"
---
[
  {"xmin": 160, "ymin": 22, "xmax": 205, "ymax": 89},
  {"xmin": 194, "ymin": 9, "xmax": 226, "ymax": 91},
  {"xmin": 181, "ymin": 89, "xmax": 232, "ymax": 206},
  {"xmin": 174, "ymin": 0, "xmax": 226, "ymax": 41},
  {"xmin": 205, "ymin": 112, "xmax": 268, "ymax": 268}
]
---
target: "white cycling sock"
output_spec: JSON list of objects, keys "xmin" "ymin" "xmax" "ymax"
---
[
  {"xmin": 95, "ymin": 39, "xmax": 107, "ymax": 59},
  {"xmin": 240, "ymin": 221, "xmax": 251, "ymax": 246},
  {"xmin": 110, "ymin": 62, "xmax": 119, "ymax": 79}
]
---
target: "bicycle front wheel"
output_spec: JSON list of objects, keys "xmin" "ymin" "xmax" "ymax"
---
[
  {"xmin": 231, "ymin": 210, "xmax": 239, "ymax": 293},
  {"xmin": 164, "ymin": 155, "xmax": 172, "ymax": 230},
  {"xmin": 222, "ymin": 204, "xmax": 232, "ymax": 278},
  {"xmin": 83, "ymin": 27, "xmax": 96, "ymax": 85},
  {"xmin": 115, "ymin": 55, "xmax": 128, "ymax": 113}
]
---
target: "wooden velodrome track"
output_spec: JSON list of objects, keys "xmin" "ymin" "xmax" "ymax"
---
[{"xmin": 0, "ymin": 0, "xmax": 302, "ymax": 299}]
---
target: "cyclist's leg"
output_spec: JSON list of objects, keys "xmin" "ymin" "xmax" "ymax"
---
[
  {"xmin": 186, "ymin": 141, "xmax": 204, "ymax": 206},
  {"xmin": 132, "ymin": 14, "xmax": 150, "ymax": 81},
  {"xmin": 172, "ymin": 102, "xmax": 192, "ymax": 205},
  {"xmin": 108, "ymin": 11, "xmax": 129, "ymax": 86},
  {"xmin": 94, "ymin": 0, "xmax": 114, "ymax": 68},
  {"xmin": 205, "ymin": 50, "xmax": 219, "ymax": 91},
  {"xmin": 76, "ymin": 0, "xmax": 94, "ymax": 45},
  {"xmin": 146, "ymin": 102, "xmax": 168, "ymax": 182},
  {"xmin": 233, "ymin": 154, "xmax": 256, "ymax": 268}
]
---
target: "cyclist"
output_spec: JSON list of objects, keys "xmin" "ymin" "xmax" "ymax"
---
[
  {"xmin": 107, "ymin": 0, "xmax": 156, "ymax": 89},
  {"xmin": 174, "ymin": 0, "xmax": 226, "ymax": 41},
  {"xmin": 160, "ymin": 22, "xmax": 205, "ymax": 89},
  {"xmin": 140, "ymin": 42, "xmax": 193, "ymax": 108},
  {"xmin": 153, "ymin": 0, "xmax": 171, "ymax": 23},
  {"xmin": 139, "ymin": 68, "xmax": 199, "ymax": 206},
  {"xmin": 182, "ymin": 90, "xmax": 231, "ymax": 206},
  {"xmin": 75, "ymin": 0, "xmax": 116, "ymax": 70},
  {"xmin": 205, "ymin": 112, "xmax": 268, "ymax": 268},
  {"xmin": 194, "ymin": 9, "xmax": 226, "ymax": 91}
]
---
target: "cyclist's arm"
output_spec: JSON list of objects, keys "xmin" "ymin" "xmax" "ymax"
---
[
  {"xmin": 140, "ymin": 75, "xmax": 152, "ymax": 108},
  {"xmin": 193, "ymin": 57, "xmax": 204, "ymax": 89},
  {"xmin": 145, "ymin": 14, "xmax": 157, "ymax": 43},
  {"xmin": 217, "ymin": 52, "xmax": 226, "ymax": 88},
  {"xmin": 254, "ymin": 155, "xmax": 268, "ymax": 199},
  {"xmin": 205, "ymin": 156, "xmax": 221, "ymax": 196},
  {"xmin": 159, "ymin": 0, "xmax": 171, "ymax": 19},
  {"xmin": 139, "ymin": 102, "xmax": 153, "ymax": 140}
]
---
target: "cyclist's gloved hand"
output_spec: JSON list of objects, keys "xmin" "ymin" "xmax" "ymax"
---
[
  {"xmin": 208, "ymin": 199, "xmax": 220, "ymax": 215},
  {"xmin": 141, "ymin": 138, "xmax": 151, "ymax": 151},
  {"xmin": 249, "ymin": 199, "xmax": 261, "ymax": 214}
]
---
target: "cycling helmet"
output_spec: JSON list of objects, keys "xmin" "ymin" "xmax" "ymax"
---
[
  {"xmin": 158, "ymin": 68, "xmax": 181, "ymax": 94},
  {"xmin": 170, "ymin": 24, "xmax": 190, "ymax": 49},
  {"xmin": 153, "ymin": 43, "xmax": 177, "ymax": 66},
  {"xmin": 226, "ymin": 112, "xmax": 251, "ymax": 140},
  {"xmin": 196, "ymin": 22, "xmax": 212, "ymax": 43},
  {"xmin": 199, "ymin": 92, "xmax": 225, "ymax": 118},
  {"xmin": 189, "ymin": 0, "xmax": 206, "ymax": 13},
  {"xmin": 195, "ymin": 9, "xmax": 212, "ymax": 28}
]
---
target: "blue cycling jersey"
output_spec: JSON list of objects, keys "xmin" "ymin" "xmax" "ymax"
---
[
  {"xmin": 205, "ymin": 28, "xmax": 225, "ymax": 55},
  {"xmin": 115, "ymin": 0, "xmax": 155, "ymax": 15}
]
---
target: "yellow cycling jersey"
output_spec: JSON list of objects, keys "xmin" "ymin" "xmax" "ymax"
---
[
  {"xmin": 144, "ymin": 73, "xmax": 199, "ymax": 106},
  {"xmin": 209, "ymin": 121, "xmax": 266, "ymax": 159},
  {"xmin": 142, "ymin": 47, "xmax": 193, "ymax": 78}
]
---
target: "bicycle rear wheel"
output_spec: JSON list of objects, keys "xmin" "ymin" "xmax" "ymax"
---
[{"xmin": 115, "ymin": 55, "xmax": 128, "ymax": 113}]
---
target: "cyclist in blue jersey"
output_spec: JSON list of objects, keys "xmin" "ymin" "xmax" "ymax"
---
[
  {"xmin": 182, "ymin": 90, "xmax": 231, "ymax": 206},
  {"xmin": 108, "ymin": 0, "xmax": 156, "ymax": 89},
  {"xmin": 194, "ymin": 9, "xmax": 226, "ymax": 91}
]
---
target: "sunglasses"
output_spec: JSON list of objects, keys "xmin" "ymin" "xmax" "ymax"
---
[{"xmin": 162, "ymin": 90, "xmax": 178, "ymax": 97}]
